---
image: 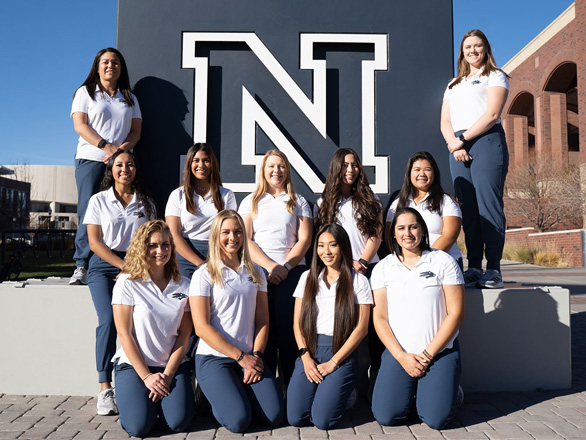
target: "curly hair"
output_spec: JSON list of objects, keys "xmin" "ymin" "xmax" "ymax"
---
[
  {"xmin": 316, "ymin": 148, "xmax": 381, "ymax": 237},
  {"xmin": 251, "ymin": 150, "xmax": 298, "ymax": 216},
  {"xmin": 121, "ymin": 220, "xmax": 182, "ymax": 283},
  {"xmin": 181, "ymin": 143, "xmax": 225, "ymax": 215},
  {"xmin": 300, "ymin": 224, "xmax": 356, "ymax": 356},
  {"xmin": 207, "ymin": 210, "xmax": 263, "ymax": 287},
  {"xmin": 449, "ymin": 29, "xmax": 509, "ymax": 89},
  {"xmin": 76, "ymin": 47, "xmax": 135, "ymax": 106},
  {"xmin": 100, "ymin": 150, "xmax": 157, "ymax": 220}
]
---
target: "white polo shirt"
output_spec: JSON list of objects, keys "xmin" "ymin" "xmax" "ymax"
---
[
  {"xmin": 293, "ymin": 270, "xmax": 373, "ymax": 336},
  {"xmin": 386, "ymin": 194, "xmax": 462, "ymax": 260},
  {"xmin": 444, "ymin": 69, "xmax": 508, "ymax": 132},
  {"xmin": 190, "ymin": 262, "xmax": 268, "ymax": 358},
  {"xmin": 112, "ymin": 274, "xmax": 191, "ymax": 367},
  {"xmin": 83, "ymin": 188, "xmax": 150, "ymax": 251},
  {"xmin": 238, "ymin": 192, "xmax": 312, "ymax": 265},
  {"xmin": 370, "ymin": 249, "xmax": 463, "ymax": 355},
  {"xmin": 71, "ymin": 86, "xmax": 142, "ymax": 162},
  {"xmin": 165, "ymin": 186, "xmax": 237, "ymax": 241},
  {"xmin": 314, "ymin": 196, "xmax": 380, "ymax": 263}
]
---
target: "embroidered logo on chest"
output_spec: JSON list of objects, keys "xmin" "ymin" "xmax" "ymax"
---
[
  {"xmin": 172, "ymin": 292, "xmax": 188, "ymax": 300},
  {"xmin": 419, "ymin": 271, "xmax": 436, "ymax": 279}
]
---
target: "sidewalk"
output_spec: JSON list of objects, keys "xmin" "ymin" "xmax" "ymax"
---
[{"xmin": 1, "ymin": 262, "xmax": 585, "ymax": 439}]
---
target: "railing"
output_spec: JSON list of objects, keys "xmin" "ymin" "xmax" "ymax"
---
[{"xmin": 0, "ymin": 228, "xmax": 76, "ymax": 267}]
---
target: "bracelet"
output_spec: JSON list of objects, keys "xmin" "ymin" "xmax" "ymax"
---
[
  {"xmin": 422, "ymin": 349, "xmax": 434, "ymax": 361},
  {"xmin": 331, "ymin": 358, "xmax": 339, "ymax": 368},
  {"xmin": 236, "ymin": 351, "xmax": 245, "ymax": 362},
  {"xmin": 253, "ymin": 350, "xmax": 264, "ymax": 360},
  {"xmin": 142, "ymin": 372, "xmax": 153, "ymax": 382}
]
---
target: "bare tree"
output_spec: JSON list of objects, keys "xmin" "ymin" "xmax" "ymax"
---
[{"xmin": 505, "ymin": 158, "xmax": 582, "ymax": 232}]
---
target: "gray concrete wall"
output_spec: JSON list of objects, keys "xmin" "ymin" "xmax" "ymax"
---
[{"xmin": 0, "ymin": 279, "xmax": 571, "ymax": 396}]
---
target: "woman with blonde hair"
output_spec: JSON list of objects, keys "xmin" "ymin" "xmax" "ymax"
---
[
  {"xmin": 441, "ymin": 29, "xmax": 509, "ymax": 288},
  {"xmin": 190, "ymin": 210, "xmax": 284, "ymax": 433},
  {"xmin": 165, "ymin": 142, "xmax": 236, "ymax": 278},
  {"xmin": 238, "ymin": 150, "xmax": 313, "ymax": 384},
  {"xmin": 112, "ymin": 220, "xmax": 194, "ymax": 437}
]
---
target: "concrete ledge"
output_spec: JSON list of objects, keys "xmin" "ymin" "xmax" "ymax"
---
[{"xmin": 0, "ymin": 280, "xmax": 571, "ymax": 396}]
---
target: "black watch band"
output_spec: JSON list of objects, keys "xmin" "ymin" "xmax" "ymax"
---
[
  {"xmin": 358, "ymin": 258, "xmax": 368, "ymax": 267},
  {"xmin": 97, "ymin": 139, "xmax": 107, "ymax": 149},
  {"xmin": 458, "ymin": 133, "xmax": 466, "ymax": 143},
  {"xmin": 236, "ymin": 351, "xmax": 245, "ymax": 362},
  {"xmin": 298, "ymin": 348, "xmax": 309, "ymax": 358},
  {"xmin": 253, "ymin": 350, "xmax": 264, "ymax": 360}
]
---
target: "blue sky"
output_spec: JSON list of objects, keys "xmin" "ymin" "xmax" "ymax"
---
[{"xmin": 0, "ymin": 0, "xmax": 574, "ymax": 166}]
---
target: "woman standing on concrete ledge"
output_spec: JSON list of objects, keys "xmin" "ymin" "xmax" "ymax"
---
[
  {"xmin": 287, "ymin": 224, "xmax": 372, "ymax": 430},
  {"xmin": 190, "ymin": 210, "xmax": 284, "ymax": 433},
  {"xmin": 112, "ymin": 221, "xmax": 194, "ymax": 437},
  {"xmin": 441, "ymin": 29, "xmax": 509, "ymax": 289},
  {"xmin": 85, "ymin": 150, "xmax": 156, "ymax": 415},
  {"xmin": 165, "ymin": 142, "xmax": 236, "ymax": 279},
  {"xmin": 70, "ymin": 47, "xmax": 142, "ymax": 286},
  {"xmin": 371, "ymin": 207, "xmax": 465, "ymax": 430}
]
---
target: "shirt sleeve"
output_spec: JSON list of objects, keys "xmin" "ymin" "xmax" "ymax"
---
[
  {"xmin": 189, "ymin": 265, "xmax": 213, "ymax": 297},
  {"xmin": 440, "ymin": 194, "xmax": 462, "ymax": 218},
  {"xmin": 83, "ymin": 194, "xmax": 102, "ymax": 225},
  {"xmin": 438, "ymin": 252, "xmax": 464, "ymax": 285},
  {"xmin": 180, "ymin": 277, "xmax": 191, "ymax": 312},
  {"xmin": 71, "ymin": 87, "xmax": 90, "ymax": 117},
  {"xmin": 223, "ymin": 188, "xmax": 237, "ymax": 211},
  {"xmin": 112, "ymin": 276, "xmax": 134, "ymax": 306},
  {"xmin": 292, "ymin": 270, "xmax": 310, "ymax": 298},
  {"xmin": 386, "ymin": 199, "xmax": 398, "ymax": 223},
  {"xmin": 354, "ymin": 273, "xmax": 374, "ymax": 305},
  {"xmin": 369, "ymin": 260, "xmax": 386, "ymax": 291},
  {"xmin": 238, "ymin": 194, "xmax": 253, "ymax": 216},
  {"xmin": 488, "ymin": 70, "xmax": 509, "ymax": 90},
  {"xmin": 313, "ymin": 197, "xmax": 322, "ymax": 218},
  {"xmin": 296, "ymin": 195, "xmax": 313, "ymax": 218},
  {"xmin": 130, "ymin": 93, "xmax": 142, "ymax": 119},
  {"xmin": 255, "ymin": 264, "xmax": 268, "ymax": 291},
  {"xmin": 165, "ymin": 188, "xmax": 182, "ymax": 217}
]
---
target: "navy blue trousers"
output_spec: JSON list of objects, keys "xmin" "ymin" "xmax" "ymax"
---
[
  {"xmin": 450, "ymin": 125, "xmax": 509, "ymax": 271},
  {"xmin": 195, "ymin": 355, "xmax": 284, "ymax": 433},
  {"xmin": 73, "ymin": 159, "xmax": 105, "ymax": 268},
  {"xmin": 287, "ymin": 336, "xmax": 358, "ymax": 430},
  {"xmin": 87, "ymin": 252, "xmax": 124, "ymax": 383},
  {"xmin": 176, "ymin": 238, "xmax": 208, "ymax": 280},
  {"xmin": 372, "ymin": 340, "xmax": 461, "ymax": 430},
  {"xmin": 264, "ymin": 265, "xmax": 305, "ymax": 385},
  {"xmin": 115, "ymin": 362, "xmax": 194, "ymax": 437}
]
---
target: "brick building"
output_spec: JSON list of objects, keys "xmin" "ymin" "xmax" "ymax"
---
[{"xmin": 502, "ymin": 0, "xmax": 586, "ymax": 167}]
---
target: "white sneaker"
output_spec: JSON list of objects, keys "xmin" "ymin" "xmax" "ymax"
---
[
  {"xmin": 69, "ymin": 267, "xmax": 87, "ymax": 285},
  {"xmin": 97, "ymin": 387, "xmax": 118, "ymax": 415},
  {"xmin": 463, "ymin": 268, "xmax": 482, "ymax": 287},
  {"xmin": 477, "ymin": 269, "xmax": 503, "ymax": 289}
]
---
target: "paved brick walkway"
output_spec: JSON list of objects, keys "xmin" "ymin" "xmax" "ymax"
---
[{"xmin": 2, "ymin": 262, "xmax": 586, "ymax": 439}]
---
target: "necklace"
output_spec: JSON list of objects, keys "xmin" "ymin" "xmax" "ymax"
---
[{"xmin": 195, "ymin": 186, "xmax": 208, "ymax": 193}]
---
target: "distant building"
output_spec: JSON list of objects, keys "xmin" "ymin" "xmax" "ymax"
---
[
  {"xmin": 0, "ymin": 172, "xmax": 30, "ymax": 230},
  {"xmin": 502, "ymin": 0, "xmax": 586, "ymax": 166},
  {"xmin": 5, "ymin": 165, "xmax": 77, "ymax": 229}
]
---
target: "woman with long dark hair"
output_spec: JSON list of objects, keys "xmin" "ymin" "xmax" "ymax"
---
[
  {"xmin": 441, "ymin": 29, "xmax": 509, "ymax": 288},
  {"xmin": 190, "ymin": 210, "xmax": 284, "ymax": 433},
  {"xmin": 85, "ymin": 150, "xmax": 156, "ymax": 414},
  {"xmin": 70, "ymin": 48, "xmax": 141, "ymax": 286},
  {"xmin": 238, "ymin": 150, "xmax": 313, "ymax": 384},
  {"xmin": 112, "ymin": 220, "xmax": 194, "ymax": 437},
  {"xmin": 165, "ymin": 143, "xmax": 236, "ymax": 278},
  {"xmin": 371, "ymin": 207, "xmax": 465, "ymax": 429},
  {"xmin": 386, "ymin": 151, "xmax": 462, "ymax": 269},
  {"xmin": 287, "ymin": 224, "xmax": 372, "ymax": 430}
]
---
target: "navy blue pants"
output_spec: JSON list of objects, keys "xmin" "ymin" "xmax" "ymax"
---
[
  {"xmin": 287, "ymin": 336, "xmax": 358, "ymax": 430},
  {"xmin": 87, "ymin": 252, "xmax": 124, "ymax": 383},
  {"xmin": 177, "ymin": 238, "xmax": 208, "ymax": 279},
  {"xmin": 195, "ymin": 354, "xmax": 284, "ymax": 433},
  {"xmin": 450, "ymin": 125, "xmax": 509, "ymax": 271},
  {"xmin": 115, "ymin": 361, "xmax": 194, "ymax": 437},
  {"xmin": 73, "ymin": 159, "xmax": 106, "ymax": 268},
  {"xmin": 372, "ymin": 340, "xmax": 461, "ymax": 430},
  {"xmin": 265, "ymin": 265, "xmax": 305, "ymax": 385}
]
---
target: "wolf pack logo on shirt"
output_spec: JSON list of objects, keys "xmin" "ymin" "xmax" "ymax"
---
[
  {"xmin": 419, "ymin": 271, "xmax": 436, "ymax": 279},
  {"xmin": 172, "ymin": 292, "xmax": 188, "ymax": 300}
]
